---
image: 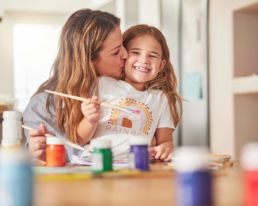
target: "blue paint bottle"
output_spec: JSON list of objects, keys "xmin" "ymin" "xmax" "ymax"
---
[
  {"xmin": 0, "ymin": 149, "xmax": 34, "ymax": 206},
  {"xmin": 175, "ymin": 147, "xmax": 213, "ymax": 206},
  {"xmin": 129, "ymin": 137, "xmax": 149, "ymax": 171}
]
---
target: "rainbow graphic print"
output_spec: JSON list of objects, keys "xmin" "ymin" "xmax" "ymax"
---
[{"xmin": 108, "ymin": 101, "xmax": 151, "ymax": 135}]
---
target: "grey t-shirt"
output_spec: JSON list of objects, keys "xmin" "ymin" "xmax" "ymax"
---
[{"xmin": 23, "ymin": 92, "xmax": 83, "ymax": 162}]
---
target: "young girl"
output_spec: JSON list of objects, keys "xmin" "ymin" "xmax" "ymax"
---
[{"xmin": 78, "ymin": 25, "xmax": 183, "ymax": 161}]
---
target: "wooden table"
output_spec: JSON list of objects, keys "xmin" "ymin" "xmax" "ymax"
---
[{"xmin": 34, "ymin": 162, "xmax": 244, "ymax": 206}]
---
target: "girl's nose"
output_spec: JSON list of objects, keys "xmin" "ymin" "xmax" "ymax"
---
[{"xmin": 139, "ymin": 55, "xmax": 148, "ymax": 64}]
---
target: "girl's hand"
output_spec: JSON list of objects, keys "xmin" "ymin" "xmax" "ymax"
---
[
  {"xmin": 148, "ymin": 141, "xmax": 173, "ymax": 162},
  {"xmin": 81, "ymin": 95, "xmax": 100, "ymax": 123},
  {"xmin": 28, "ymin": 123, "xmax": 51, "ymax": 162}
]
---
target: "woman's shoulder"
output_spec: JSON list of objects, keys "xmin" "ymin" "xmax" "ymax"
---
[
  {"xmin": 23, "ymin": 92, "xmax": 53, "ymax": 119},
  {"xmin": 27, "ymin": 92, "xmax": 48, "ymax": 108}
]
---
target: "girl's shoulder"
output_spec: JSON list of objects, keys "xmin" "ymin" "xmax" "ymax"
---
[
  {"xmin": 98, "ymin": 76, "xmax": 121, "ymax": 89},
  {"xmin": 148, "ymin": 89, "xmax": 169, "ymax": 105},
  {"xmin": 98, "ymin": 76, "xmax": 119, "ymax": 85}
]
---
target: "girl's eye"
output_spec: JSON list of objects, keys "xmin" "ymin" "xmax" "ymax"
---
[
  {"xmin": 132, "ymin": 51, "xmax": 139, "ymax": 55},
  {"xmin": 150, "ymin": 55, "xmax": 157, "ymax": 58},
  {"xmin": 113, "ymin": 50, "xmax": 120, "ymax": 55}
]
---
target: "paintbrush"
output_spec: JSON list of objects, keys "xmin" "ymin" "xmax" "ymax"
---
[
  {"xmin": 45, "ymin": 90, "xmax": 140, "ymax": 114},
  {"xmin": 22, "ymin": 125, "xmax": 88, "ymax": 152}
]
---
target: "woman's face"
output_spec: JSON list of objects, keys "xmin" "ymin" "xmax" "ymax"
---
[{"xmin": 93, "ymin": 26, "xmax": 128, "ymax": 78}]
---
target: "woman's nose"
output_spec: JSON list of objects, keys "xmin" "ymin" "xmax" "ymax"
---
[{"xmin": 121, "ymin": 45, "xmax": 128, "ymax": 59}]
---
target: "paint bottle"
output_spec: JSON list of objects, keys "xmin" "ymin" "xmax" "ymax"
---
[
  {"xmin": 2, "ymin": 111, "xmax": 22, "ymax": 149},
  {"xmin": 129, "ymin": 136, "xmax": 149, "ymax": 171},
  {"xmin": 241, "ymin": 142, "xmax": 258, "ymax": 206},
  {"xmin": 0, "ymin": 149, "xmax": 34, "ymax": 206},
  {"xmin": 91, "ymin": 139, "xmax": 112, "ymax": 173},
  {"xmin": 175, "ymin": 146, "xmax": 213, "ymax": 206},
  {"xmin": 46, "ymin": 137, "xmax": 66, "ymax": 167}
]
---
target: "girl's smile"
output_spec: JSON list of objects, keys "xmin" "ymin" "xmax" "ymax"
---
[{"xmin": 133, "ymin": 66, "xmax": 152, "ymax": 73}]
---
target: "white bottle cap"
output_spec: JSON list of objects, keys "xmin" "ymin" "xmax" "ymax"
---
[
  {"xmin": 241, "ymin": 142, "xmax": 258, "ymax": 170},
  {"xmin": 130, "ymin": 136, "xmax": 149, "ymax": 145},
  {"xmin": 174, "ymin": 146, "xmax": 210, "ymax": 172},
  {"xmin": 3, "ymin": 111, "xmax": 22, "ymax": 120},
  {"xmin": 2, "ymin": 139, "xmax": 21, "ymax": 147},
  {"xmin": 46, "ymin": 137, "xmax": 65, "ymax": 145},
  {"xmin": 91, "ymin": 139, "xmax": 111, "ymax": 149}
]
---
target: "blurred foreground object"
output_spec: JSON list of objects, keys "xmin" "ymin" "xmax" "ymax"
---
[
  {"xmin": 2, "ymin": 111, "xmax": 22, "ymax": 149},
  {"xmin": 175, "ymin": 146, "xmax": 213, "ymax": 206},
  {"xmin": 0, "ymin": 149, "xmax": 34, "ymax": 206},
  {"xmin": 241, "ymin": 142, "xmax": 258, "ymax": 206}
]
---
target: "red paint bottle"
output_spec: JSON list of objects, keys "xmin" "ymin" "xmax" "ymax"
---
[
  {"xmin": 241, "ymin": 143, "xmax": 258, "ymax": 206},
  {"xmin": 46, "ymin": 138, "xmax": 66, "ymax": 167}
]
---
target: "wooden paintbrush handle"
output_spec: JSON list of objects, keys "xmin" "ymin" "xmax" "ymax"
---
[
  {"xmin": 100, "ymin": 102, "xmax": 117, "ymax": 109},
  {"xmin": 45, "ymin": 90, "xmax": 86, "ymax": 102},
  {"xmin": 45, "ymin": 90, "xmax": 119, "ymax": 111}
]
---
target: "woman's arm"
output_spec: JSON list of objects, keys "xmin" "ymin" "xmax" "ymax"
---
[{"xmin": 149, "ymin": 128, "xmax": 174, "ymax": 161}]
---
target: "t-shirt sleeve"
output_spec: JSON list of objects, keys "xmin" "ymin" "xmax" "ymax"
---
[
  {"xmin": 157, "ymin": 96, "xmax": 175, "ymax": 129},
  {"xmin": 23, "ymin": 93, "xmax": 56, "ymax": 148}
]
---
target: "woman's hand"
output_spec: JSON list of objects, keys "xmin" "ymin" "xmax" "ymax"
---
[
  {"xmin": 148, "ymin": 141, "xmax": 173, "ymax": 162},
  {"xmin": 81, "ymin": 95, "xmax": 100, "ymax": 123},
  {"xmin": 28, "ymin": 123, "xmax": 51, "ymax": 162}
]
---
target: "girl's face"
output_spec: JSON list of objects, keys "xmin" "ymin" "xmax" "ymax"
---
[
  {"xmin": 124, "ymin": 34, "xmax": 166, "ymax": 91},
  {"xmin": 93, "ymin": 26, "xmax": 128, "ymax": 78}
]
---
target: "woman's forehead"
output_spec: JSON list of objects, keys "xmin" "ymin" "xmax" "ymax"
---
[{"xmin": 101, "ymin": 26, "xmax": 122, "ymax": 52}]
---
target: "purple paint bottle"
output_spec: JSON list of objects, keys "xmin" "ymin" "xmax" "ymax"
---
[
  {"xmin": 129, "ymin": 137, "xmax": 149, "ymax": 171},
  {"xmin": 175, "ymin": 147, "xmax": 213, "ymax": 206}
]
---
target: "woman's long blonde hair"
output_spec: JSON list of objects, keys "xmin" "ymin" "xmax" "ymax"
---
[
  {"xmin": 33, "ymin": 9, "xmax": 120, "ymax": 143},
  {"xmin": 122, "ymin": 25, "xmax": 183, "ymax": 127}
]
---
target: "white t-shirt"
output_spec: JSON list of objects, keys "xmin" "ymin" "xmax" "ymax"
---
[{"xmin": 82, "ymin": 76, "xmax": 175, "ymax": 159}]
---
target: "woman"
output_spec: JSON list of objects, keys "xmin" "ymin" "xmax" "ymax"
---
[{"xmin": 23, "ymin": 9, "xmax": 128, "ymax": 162}]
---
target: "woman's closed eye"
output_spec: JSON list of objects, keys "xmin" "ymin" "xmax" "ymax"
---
[{"xmin": 113, "ymin": 50, "xmax": 120, "ymax": 55}]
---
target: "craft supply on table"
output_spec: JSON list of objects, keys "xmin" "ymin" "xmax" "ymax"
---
[
  {"xmin": 46, "ymin": 137, "xmax": 66, "ymax": 167},
  {"xmin": 71, "ymin": 155, "xmax": 128, "ymax": 168},
  {"xmin": 91, "ymin": 139, "xmax": 113, "ymax": 173},
  {"xmin": 33, "ymin": 165, "xmax": 91, "ymax": 181},
  {"xmin": 129, "ymin": 136, "xmax": 149, "ymax": 171},
  {"xmin": 2, "ymin": 111, "xmax": 22, "ymax": 149},
  {"xmin": 22, "ymin": 125, "xmax": 87, "ymax": 152},
  {"xmin": 175, "ymin": 146, "xmax": 213, "ymax": 206},
  {"xmin": 0, "ymin": 149, "xmax": 34, "ymax": 206},
  {"xmin": 171, "ymin": 154, "xmax": 233, "ymax": 170},
  {"xmin": 241, "ymin": 142, "xmax": 258, "ymax": 206},
  {"xmin": 45, "ymin": 90, "xmax": 139, "ymax": 114}
]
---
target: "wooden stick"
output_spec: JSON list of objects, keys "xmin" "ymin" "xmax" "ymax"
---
[
  {"xmin": 45, "ymin": 90, "xmax": 117, "ymax": 109},
  {"xmin": 45, "ymin": 90, "xmax": 86, "ymax": 102},
  {"xmin": 22, "ymin": 125, "xmax": 88, "ymax": 152}
]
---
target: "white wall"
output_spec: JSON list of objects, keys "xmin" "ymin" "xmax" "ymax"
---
[
  {"xmin": 0, "ymin": 0, "xmax": 114, "ymax": 95},
  {"xmin": 209, "ymin": 0, "xmax": 258, "ymax": 156}
]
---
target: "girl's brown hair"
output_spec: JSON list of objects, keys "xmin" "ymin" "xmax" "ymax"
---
[
  {"xmin": 33, "ymin": 9, "xmax": 120, "ymax": 143},
  {"xmin": 122, "ymin": 24, "xmax": 183, "ymax": 127}
]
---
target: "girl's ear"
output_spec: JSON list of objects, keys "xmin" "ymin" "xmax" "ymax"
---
[{"xmin": 159, "ymin": 60, "xmax": 166, "ymax": 72}]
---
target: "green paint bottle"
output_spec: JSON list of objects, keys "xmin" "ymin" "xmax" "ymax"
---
[{"xmin": 91, "ymin": 139, "xmax": 113, "ymax": 173}]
